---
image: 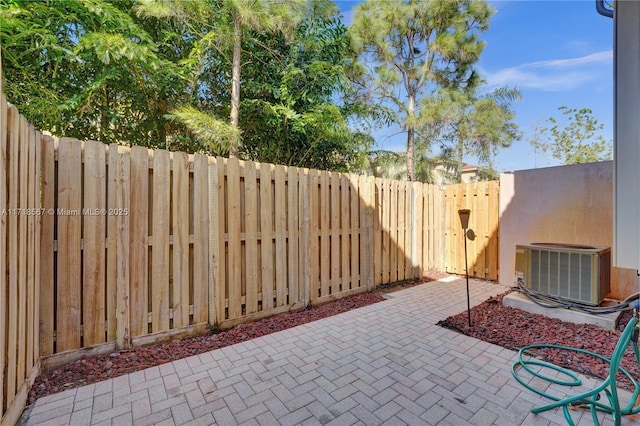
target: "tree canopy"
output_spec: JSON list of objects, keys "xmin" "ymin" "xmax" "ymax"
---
[
  {"xmin": 349, "ymin": 0, "xmax": 494, "ymax": 181},
  {"xmin": 529, "ymin": 106, "xmax": 612, "ymax": 166},
  {"xmin": 1, "ymin": 0, "xmax": 520, "ymax": 176}
]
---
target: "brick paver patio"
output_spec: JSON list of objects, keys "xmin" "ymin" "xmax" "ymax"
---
[{"xmin": 20, "ymin": 277, "xmax": 640, "ymax": 425}]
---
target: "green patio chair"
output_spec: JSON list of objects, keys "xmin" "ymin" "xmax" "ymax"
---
[{"xmin": 512, "ymin": 315, "xmax": 640, "ymax": 426}]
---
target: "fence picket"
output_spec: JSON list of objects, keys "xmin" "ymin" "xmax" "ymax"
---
[
  {"xmin": 6, "ymin": 106, "xmax": 18, "ymax": 403},
  {"xmin": 172, "ymin": 152, "xmax": 190, "ymax": 328},
  {"xmin": 227, "ymin": 157, "xmax": 242, "ymax": 319},
  {"xmin": 26, "ymin": 126, "xmax": 36, "ymax": 372},
  {"xmin": 115, "ymin": 147, "xmax": 131, "ymax": 349},
  {"xmin": 329, "ymin": 173, "xmax": 339, "ymax": 292},
  {"xmin": 216, "ymin": 158, "xmax": 227, "ymax": 323},
  {"xmin": 341, "ymin": 175, "xmax": 351, "ymax": 289},
  {"xmin": 309, "ymin": 170, "xmax": 320, "ymax": 299},
  {"xmin": 287, "ymin": 167, "xmax": 300, "ymax": 304},
  {"xmin": 152, "ymin": 150, "xmax": 170, "ymax": 332},
  {"xmin": 193, "ymin": 154, "xmax": 209, "ymax": 324},
  {"xmin": 320, "ymin": 170, "xmax": 330, "ymax": 296},
  {"xmin": 129, "ymin": 147, "xmax": 149, "ymax": 337},
  {"xmin": 259, "ymin": 162, "xmax": 274, "ymax": 310},
  {"xmin": 17, "ymin": 117, "xmax": 29, "ymax": 386},
  {"xmin": 244, "ymin": 161, "xmax": 259, "ymax": 314},
  {"xmin": 56, "ymin": 138, "xmax": 82, "ymax": 352},
  {"xmin": 83, "ymin": 141, "xmax": 107, "ymax": 346},
  {"xmin": 0, "ymin": 95, "xmax": 6, "ymax": 416},
  {"xmin": 274, "ymin": 165, "xmax": 287, "ymax": 306},
  {"xmin": 350, "ymin": 175, "xmax": 360, "ymax": 289}
]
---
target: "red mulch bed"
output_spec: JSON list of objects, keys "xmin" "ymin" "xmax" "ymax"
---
[
  {"xmin": 28, "ymin": 289, "xmax": 391, "ymax": 404},
  {"xmin": 28, "ymin": 275, "xmax": 638, "ymax": 405},
  {"xmin": 438, "ymin": 290, "xmax": 640, "ymax": 391}
]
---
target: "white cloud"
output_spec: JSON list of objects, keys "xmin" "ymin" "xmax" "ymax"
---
[{"xmin": 482, "ymin": 50, "xmax": 613, "ymax": 91}]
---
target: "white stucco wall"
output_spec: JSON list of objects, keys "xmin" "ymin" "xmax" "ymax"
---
[
  {"xmin": 614, "ymin": 0, "xmax": 640, "ymax": 270},
  {"xmin": 499, "ymin": 161, "xmax": 636, "ymax": 299}
]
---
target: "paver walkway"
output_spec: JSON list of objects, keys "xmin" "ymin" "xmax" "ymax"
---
[{"xmin": 21, "ymin": 277, "xmax": 640, "ymax": 425}]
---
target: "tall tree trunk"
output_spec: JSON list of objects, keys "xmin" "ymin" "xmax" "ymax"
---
[
  {"xmin": 100, "ymin": 84, "xmax": 109, "ymax": 143},
  {"xmin": 229, "ymin": 19, "xmax": 241, "ymax": 157},
  {"xmin": 456, "ymin": 131, "xmax": 464, "ymax": 182},
  {"xmin": 406, "ymin": 92, "xmax": 415, "ymax": 181}
]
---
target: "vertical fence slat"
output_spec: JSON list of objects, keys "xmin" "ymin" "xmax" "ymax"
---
[
  {"xmin": 381, "ymin": 180, "xmax": 391, "ymax": 284},
  {"xmin": 172, "ymin": 152, "xmax": 189, "ymax": 328},
  {"xmin": 56, "ymin": 138, "xmax": 82, "ymax": 352},
  {"xmin": 397, "ymin": 181, "xmax": 406, "ymax": 281},
  {"xmin": 274, "ymin": 165, "xmax": 287, "ymax": 306},
  {"xmin": 287, "ymin": 167, "xmax": 299, "ymax": 304},
  {"xmin": 360, "ymin": 176, "xmax": 374, "ymax": 290},
  {"xmin": 208, "ymin": 157, "xmax": 221, "ymax": 325},
  {"xmin": 319, "ymin": 170, "xmax": 330, "ymax": 297},
  {"xmin": 0, "ymin": 95, "xmax": 6, "ymax": 416},
  {"xmin": 129, "ymin": 147, "xmax": 149, "ymax": 337},
  {"xmin": 193, "ymin": 154, "xmax": 209, "ymax": 324},
  {"xmin": 488, "ymin": 181, "xmax": 499, "ymax": 280},
  {"xmin": 389, "ymin": 180, "xmax": 398, "ymax": 283},
  {"xmin": 424, "ymin": 184, "xmax": 434, "ymax": 271},
  {"xmin": 309, "ymin": 170, "xmax": 319, "ymax": 299},
  {"xmin": 106, "ymin": 145, "xmax": 118, "ymax": 341},
  {"xmin": 33, "ymin": 131, "xmax": 41, "ymax": 365},
  {"xmin": 404, "ymin": 181, "xmax": 413, "ymax": 278},
  {"xmin": 6, "ymin": 106, "xmax": 18, "ymax": 403},
  {"xmin": 40, "ymin": 136, "xmax": 55, "ymax": 356},
  {"xmin": 259, "ymin": 162, "xmax": 274, "ymax": 310},
  {"xmin": 299, "ymin": 169, "xmax": 310, "ymax": 305},
  {"xmin": 341, "ymin": 175, "xmax": 351, "ymax": 289},
  {"xmin": 115, "ymin": 147, "xmax": 131, "ymax": 349},
  {"xmin": 216, "ymin": 158, "xmax": 227, "ymax": 322},
  {"xmin": 227, "ymin": 157, "xmax": 242, "ymax": 319},
  {"xmin": 26, "ymin": 126, "xmax": 36, "ymax": 372},
  {"xmin": 474, "ymin": 182, "xmax": 486, "ymax": 278},
  {"xmin": 412, "ymin": 182, "xmax": 423, "ymax": 277},
  {"xmin": 330, "ymin": 172, "xmax": 340, "ymax": 293},
  {"xmin": 244, "ymin": 161, "xmax": 258, "ymax": 314},
  {"xmin": 17, "ymin": 117, "xmax": 28, "ymax": 387},
  {"xmin": 373, "ymin": 178, "xmax": 382, "ymax": 286},
  {"xmin": 82, "ymin": 141, "xmax": 107, "ymax": 346},
  {"xmin": 350, "ymin": 175, "xmax": 360, "ymax": 288},
  {"xmin": 152, "ymin": 150, "xmax": 170, "ymax": 333}
]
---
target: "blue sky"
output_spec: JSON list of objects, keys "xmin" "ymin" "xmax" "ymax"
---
[{"xmin": 336, "ymin": 0, "xmax": 614, "ymax": 172}]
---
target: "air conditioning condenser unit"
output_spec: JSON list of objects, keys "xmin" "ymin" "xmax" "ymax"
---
[{"xmin": 515, "ymin": 243, "xmax": 611, "ymax": 306}]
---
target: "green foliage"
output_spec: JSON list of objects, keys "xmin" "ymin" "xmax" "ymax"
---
[
  {"xmin": 0, "ymin": 0, "xmax": 388, "ymax": 172},
  {"xmin": 545, "ymin": 106, "xmax": 612, "ymax": 165},
  {"xmin": 350, "ymin": 0, "xmax": 494, "ymax": 180},
  {"xmin": 0, "ymin": 0, "xmax": 191, "ymax": 148},
  {"xmin": 421, "ymin": 86, "xmax": 521, "ymax": 180},
  {"xmin": 169, "ymin": 106, "xmax": 240, "ymax": 155},
  {"xmin": 239, "ymin": 0, "xmax": 373, "ymax": 171}
]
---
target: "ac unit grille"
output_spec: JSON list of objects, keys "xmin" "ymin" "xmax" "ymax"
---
[{"xmin": 515, "ymin": 243, "xmax": 611, "ymax": 306}]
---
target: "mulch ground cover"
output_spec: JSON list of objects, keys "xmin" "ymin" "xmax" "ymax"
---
[
  {"xmin": 438, "ymin": 290, "xmax": 639, "ymax": 391},
  {"xmin": 28, "ymin": 275, "xmax": 639, "ymax": 404}
]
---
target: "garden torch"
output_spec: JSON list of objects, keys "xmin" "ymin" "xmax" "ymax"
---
[{"xmin": 458, "ymin": 209, "xmax": 475, "ymax": 328}]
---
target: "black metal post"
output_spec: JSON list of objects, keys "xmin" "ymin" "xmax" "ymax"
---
[{"xmin": 464, "ymin": 231, "xmax": 471, "ymax": 328}]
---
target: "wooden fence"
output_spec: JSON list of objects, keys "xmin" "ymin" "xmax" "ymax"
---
[
  {"xmin": 444, "ymin": 181, "xmax": 500, "ymax": 280},
  {"xmin": 0, "ymin": 87, "xmax": 500, "ymax": 424},
  {"xmin": 1, "ymin": 94, "xmax": 42, "ymax": 425},
  {"xmin": 36, "ymin": 140, "xmax": 449, "ymax": 363}
]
